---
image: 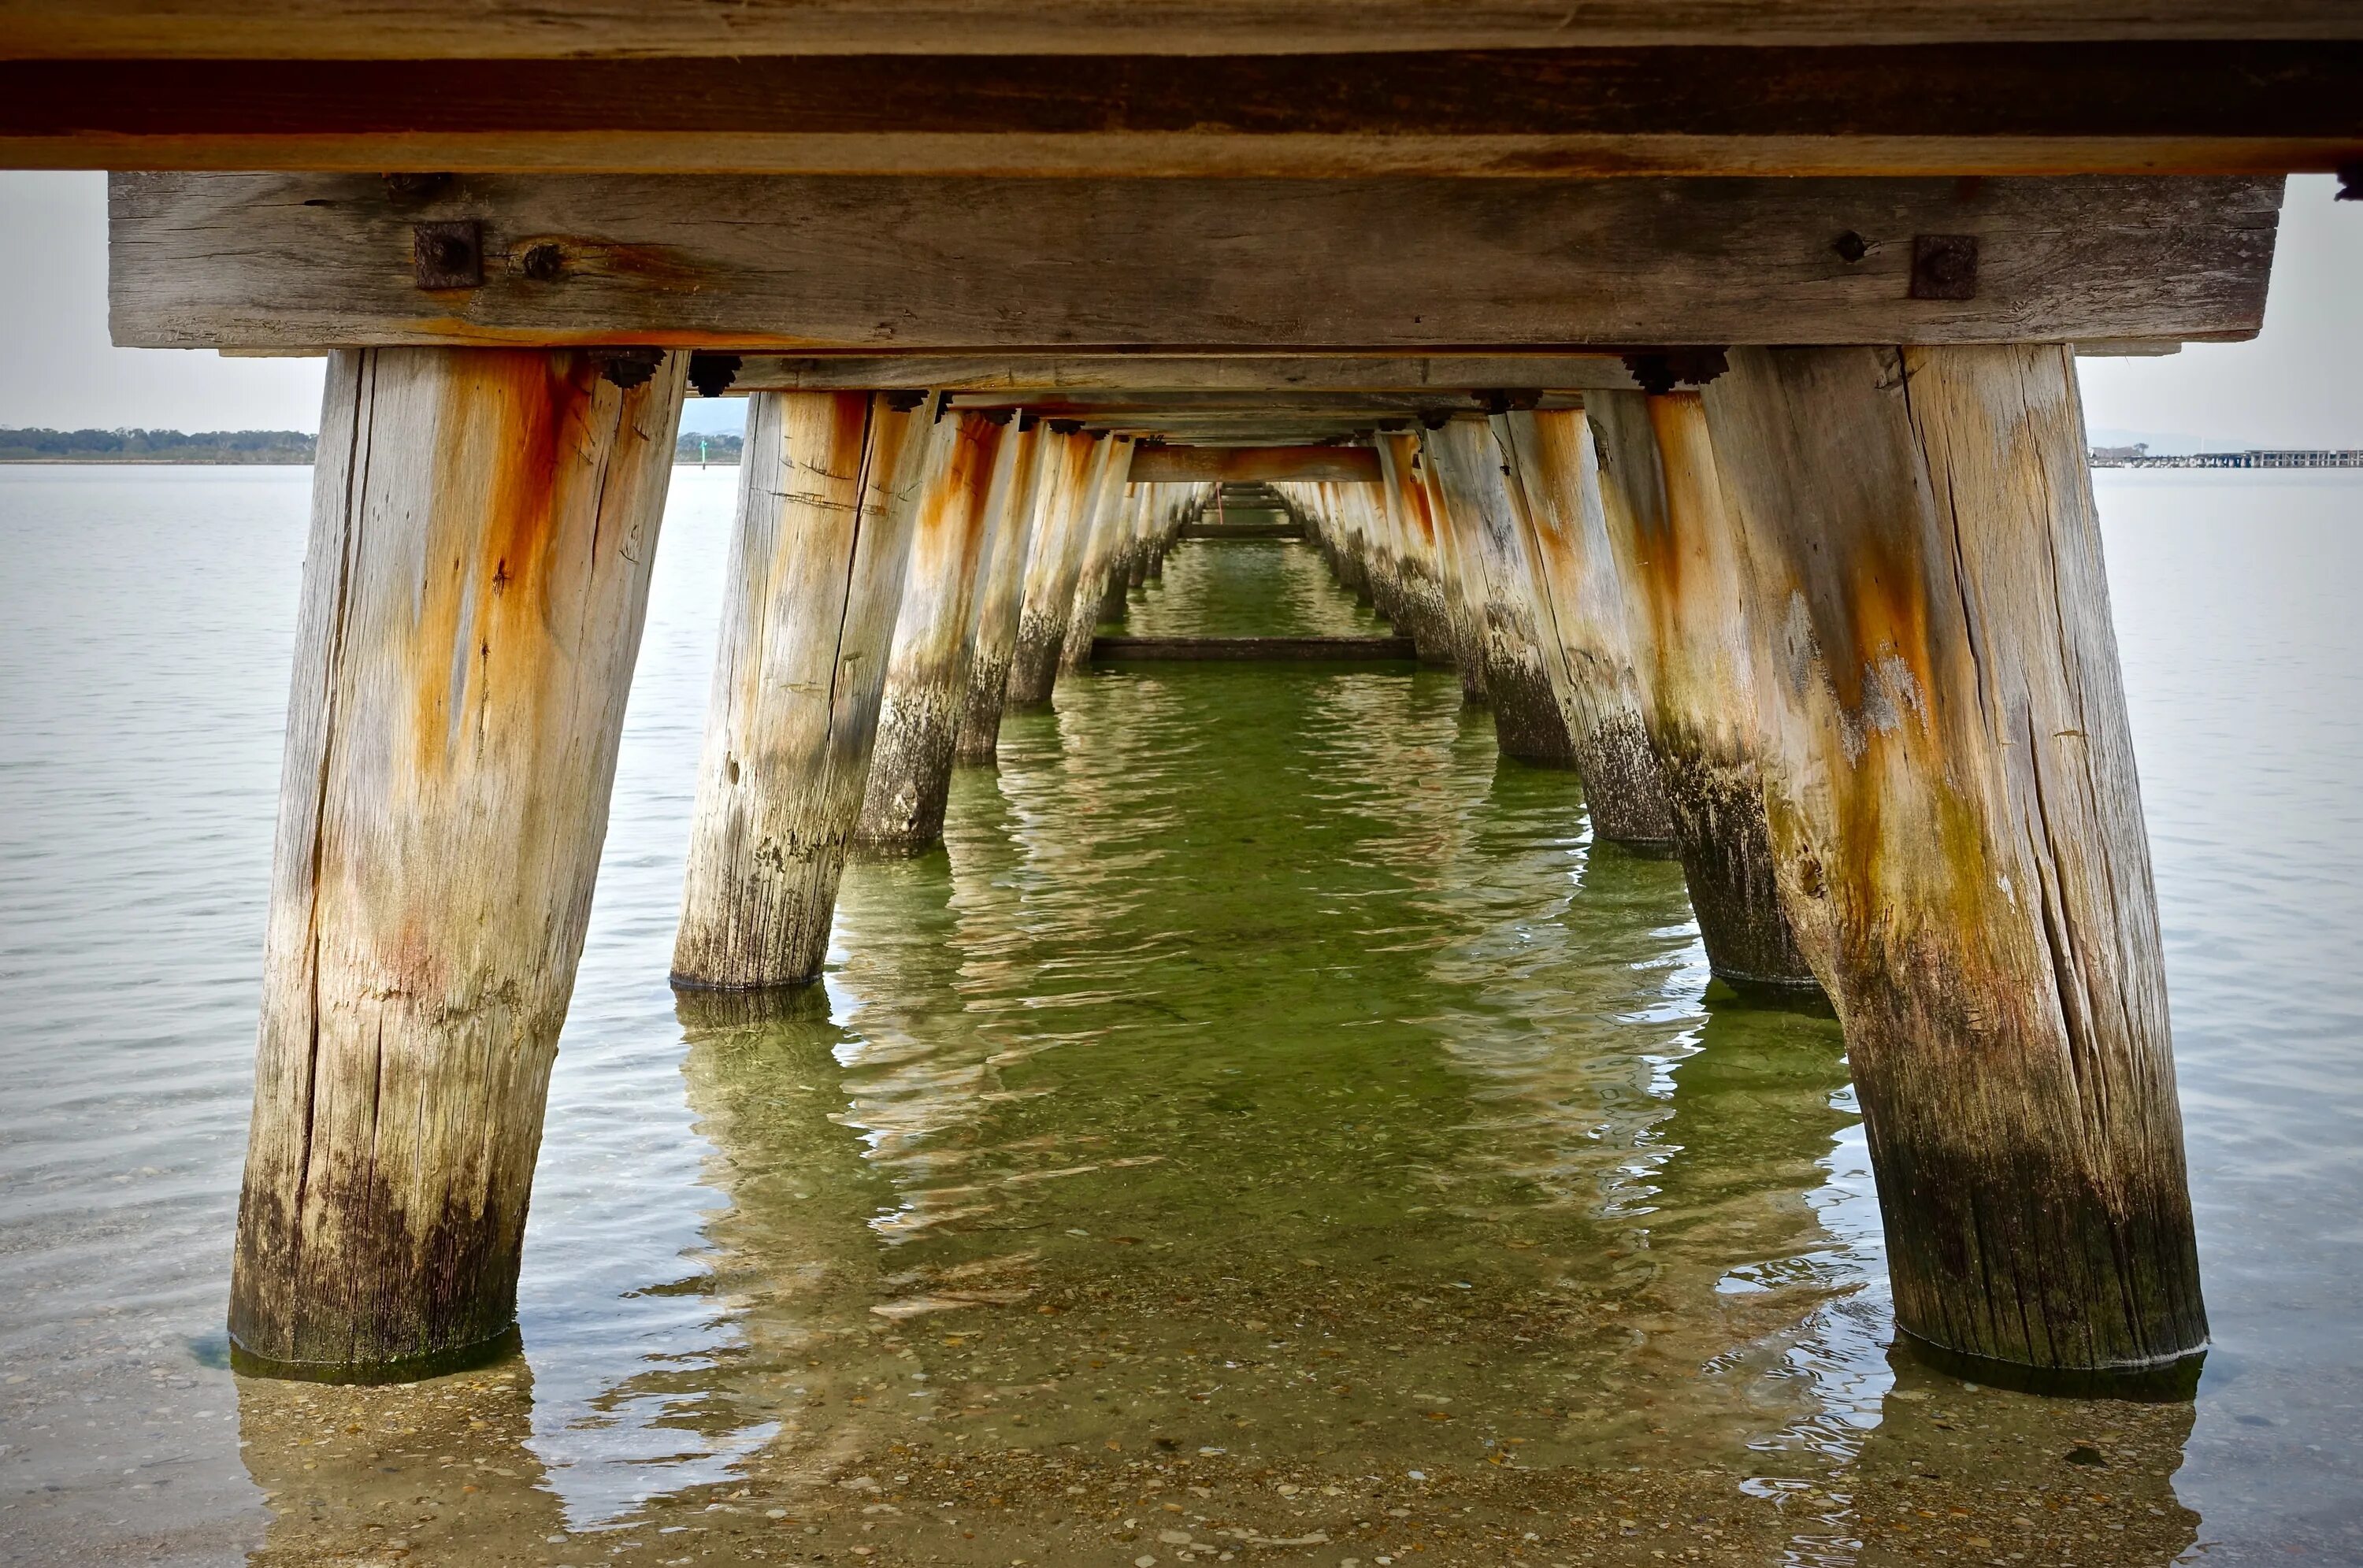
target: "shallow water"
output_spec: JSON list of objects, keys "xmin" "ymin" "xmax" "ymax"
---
[{"xmin": 0, "ymin": 465, "xmax": 2357, "ymax": 1566}]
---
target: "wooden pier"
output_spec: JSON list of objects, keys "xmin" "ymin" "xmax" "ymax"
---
[{"xmin": 26, "ymin": 0, "xmax": 2354, "ymax": 1391}]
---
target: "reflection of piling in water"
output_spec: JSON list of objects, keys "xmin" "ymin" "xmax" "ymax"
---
[{"xmin": 238, "ymin": 1358, "xmax": 567, "ymax": 1561}]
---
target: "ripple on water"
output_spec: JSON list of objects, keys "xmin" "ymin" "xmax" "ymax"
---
[{"xmin": 2, "ymin": 469, "xmax": 2359, "ymax": 1565}]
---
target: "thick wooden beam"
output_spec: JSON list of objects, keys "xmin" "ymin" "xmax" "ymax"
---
[
  {"xmin": 1061, "ymin": 436, "xmax": 1138, "ymax": 671},
  {"xmin": 1587, "ymin": 389, "xmax": 1823, "ymax": 993},
  {"xmin": 1130, "ymin": 446, "xmax": 1381, "ymax": 484},
  {"xmin": 1424, "ymin": 420, "xmax": 1578, "ymax": 764},
  {"xmin": 231, "ymin": 345, "xmax": 684, "ymax": 1378},
  {"xmin": 1495, "ymin": 410, "xmax": 1678, "ymax": 847},
  {"xmin": 11, "ymin": 43, "xmax": 2362, "ymax": 176},
  {"xmin": 855, "ymin": 410, "xmax": 1009, "ymax": 853},
  {"xmin": 1371, "ymin": 435, "xmax": 1455, "ymax": 664},
  {"xmin": 671, "ymin": 392, "xmax": 926, "ymax": 989},
  {"xmin": 17, "ymin": 4, "xmax": 2361, "ymax": 59},
  {"xmin": 954, "ymin": 424, "xmax": 1047, "ymax": 764},
  {"xmin": 1007, "ymin": 432, "xmax": 1105, "ymax": 706},
  {"xmin": 109, "ymin": 172, "xmax": 2281, "ymax": 351},
  {"xmin": 738, "ymin": 356, "xmax": 1647, "ymax": 393},
  {"xmin": 1701, "ymin": 344, "xmax": 2205, "ymax": 1385}
]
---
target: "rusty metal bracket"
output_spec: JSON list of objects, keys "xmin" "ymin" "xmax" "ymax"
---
[
  {"xmin": 588, "ymin": 347, "xmax": 664, "ymax": 388},
  {"xmin": 1910, "ymin": 234, "xmax": 1979, "ymax": 300},
  {"xmin": 1621, "ymin": 349, "xmax": 1729, "ymax": 396},
  {"xmin": 685, "ymin": 352, "xmax": 741, "ymax": 398},
  {"xmin": 411, "ymin": 220, "xmax": 481, "ymax": 290}
]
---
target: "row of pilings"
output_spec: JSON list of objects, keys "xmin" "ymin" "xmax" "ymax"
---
[{"xmin": 224, "ymin": 348, "xmax": 2205, "ymax": 1400}]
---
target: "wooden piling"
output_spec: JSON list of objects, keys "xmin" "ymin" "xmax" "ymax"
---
[
  {"xmin": 1060, "ymin": 435, "xmax": 1137, "ymax": 672},
  {"xmin": 1374, "ymin": 433, "xmax": 1456, "ymax": 663},
  {"xmin": 1411, "ymin": 442, "xmax": 1492, "ymax": 704},
  {"xmin": 855, "ymin": 409, "xmax": 1010, "ymax": 852},
  {"xmin": 1701, "ymin": 344, "xmax": 2206, "ymax": 1383},
  {"xmin": 1423, "ymin": 419, "xmax": 1577, "ymax": 762},
  {"xmin": 1007, "ymin": 430, "xmax": 1102, "ymax": 705},
  {"xmin": 1586, "ymin": 390, "xmax": 1823, "ymax": 992},
  {"xmin": 670, "ymin": 391, "xmax": 926, "ymax": 988},
  {"xmin": 953, "ymin": 422, "xmax": 1046, "ymax": 764},
  {"xmin": 1494, "ymin": 409, "xmax": 1677, "ymax": 847},
  {"xmin": 229, "ymin": 346, "xmax": 684, "ymax": 1378}
]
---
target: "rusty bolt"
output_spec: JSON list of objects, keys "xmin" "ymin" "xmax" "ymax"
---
[
  {"xmin": 1910, "ymin": 234, "xmax": 1979, "ymax": 300},
  {"xmin": 1832, "ymin": 230, "xmax": 1869, "ymax": 264},
  {"xmin": 412, "ymin": 221, "xmax": 482, "ymax": 290},
  {"xmin": 521, "ymin": 243, "xmax": 566, "ymax": 283},
  {"xmin": 686, "ymin": 353, "xmax": 742, "ymax": 398}
]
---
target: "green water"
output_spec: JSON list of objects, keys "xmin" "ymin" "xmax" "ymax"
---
[{"xmin": 4, "ymin": 512, "xmax": 2239, "ymax": 1566}]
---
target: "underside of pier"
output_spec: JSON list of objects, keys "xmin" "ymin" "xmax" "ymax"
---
[{"xmin": 20, "ymin": 0, "xmax": 2350, "ymax": 1392}]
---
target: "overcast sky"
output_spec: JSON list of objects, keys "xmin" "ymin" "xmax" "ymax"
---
[{"xmin": 2, "ymin": 172, "xmax": 2357, "ymax": 449}]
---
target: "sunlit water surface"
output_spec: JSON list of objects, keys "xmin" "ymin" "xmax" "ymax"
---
[{"xmin": 0, "ymin": 466, "xmax": 2357, "ymax": 1566}]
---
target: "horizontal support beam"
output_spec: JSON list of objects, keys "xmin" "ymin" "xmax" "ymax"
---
[
  {"xmin": 1130, "ymin": 446, "xmax": 1380, "ymax": 483},
  {"xmin": 109, "ymin": 172, "xmax": 2280, "ymax": 350},
  {"xmin": 735, "ymin": 355, "xmax": 1648, "ymax": 392},
  {"xmin": 12, "ymin": 46, "xmax": 2363, "ymax": 175},
  {"xmin": 10, "ymin": 5, "xmax": 2358, "ymax": 58}
]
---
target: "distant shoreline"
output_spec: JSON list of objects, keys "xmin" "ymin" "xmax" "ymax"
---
[{"xmin": 2, "ymin": 428, "xmax": 741, "ymax": 466}]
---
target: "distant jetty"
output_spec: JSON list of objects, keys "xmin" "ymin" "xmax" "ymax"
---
[{"xmin": 2091, "ymin": 443, "xmax": 2363, "ymax": 469}]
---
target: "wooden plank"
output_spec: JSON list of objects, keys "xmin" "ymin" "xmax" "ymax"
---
[
  {"xmin": 109, "ymin": 172, "xmax": 2282, "ymax": 351},
  {"xmin": 1131, "ymin": 446, "xmax": 1382, "ymax": 484},
  {"xmin": 738, "ymin": 354, "xmax": 1648, "ymax": 392},
  {"xmin": 1092, "ymin": 635, "xmax": 1418, "ymax": 662},
  {"xmin": 15, "ymin": 45, "xmax": 2362, "ymax": 176},
  {"xmin": 11, "ymin": 6, "xmax": 2359, "ymax": 60}
]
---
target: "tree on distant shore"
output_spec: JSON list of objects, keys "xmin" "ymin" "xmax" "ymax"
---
[{"xmin": 0, "ymin": 426, "xmax": 317, "ymax": 462}]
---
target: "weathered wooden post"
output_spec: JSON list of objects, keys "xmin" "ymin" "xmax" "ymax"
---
[
  {"xmin": 1587, "ymin": 390, "xmax": 1823, "ymax": 992},
  {"xmin": 1414, "ymin": 439, "xmax": 1491, "ymax": 704},
  {"xmin": 1356, "ymin": 479, "xmax": 1408, "ymax": 625},
  {"xmin": 229, "ymin": 347, "xmax": 684, "ymax": 1379},
  {"xmin": 1495, "ymin": 409, "xmax": 1677, "ymax": 847},
  {"xmin": 1374, "ymin": 433, "xmax": 1455, "ymax": 663},
  {"xmin": 1007, "ymin": 429, "xmax": 1100, "ymax": 705},
  {"xmin": 1424, "ymin": 418, "xmax": 1576, "ymax": 761},
  {"xmin": 1701, "ymin": 344, "xmax": 2206, "ymax": 1385},
  {"xmin": 1060, "ymin": 435, "xmax": 1137, "ymax": 671},
  {"xmin": 670, "ymin": 391, "xmax": 927, "ymax": 989},
  {"xmin": 954, "ymin": 420, "xmax": 1046, "ymax": 764},
  {"xmin": 854, "ymin": 408, "xmax": 1010, "ymax": 851}
]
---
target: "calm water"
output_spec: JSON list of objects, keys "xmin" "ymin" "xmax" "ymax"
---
[{"xmin": 0, "ymin": 465, "xmax": 2357, "ymax": 1567}]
